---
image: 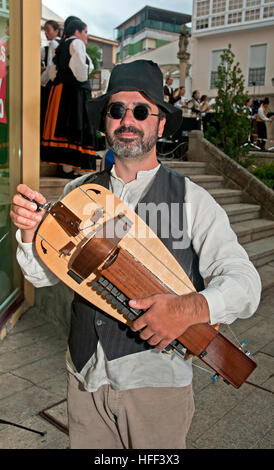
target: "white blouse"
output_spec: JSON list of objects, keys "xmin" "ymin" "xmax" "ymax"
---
[{"xmin": 49, "ymin": 36, "xmax": 94, "ymax": 83}]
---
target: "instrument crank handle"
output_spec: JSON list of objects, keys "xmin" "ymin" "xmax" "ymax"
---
[{"xmin": 19, "ymin": 193, "xmax": 52, "ymax": 212}]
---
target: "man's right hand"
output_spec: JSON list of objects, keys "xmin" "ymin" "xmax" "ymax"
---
[{"xmin": 10, "ymin": 184, "xmax": 47, "ymax": 243}]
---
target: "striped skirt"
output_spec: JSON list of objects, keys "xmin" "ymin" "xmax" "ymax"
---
[{"xmin": 41, "ymin": 83, "xmax": 98, "ymax": 170}]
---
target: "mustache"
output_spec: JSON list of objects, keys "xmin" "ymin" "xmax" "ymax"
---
[{"xmin": 114, "ymin": 126, "xmax": 144, "ymax": 137}]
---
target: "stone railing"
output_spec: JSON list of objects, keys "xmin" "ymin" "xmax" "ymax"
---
[{"xmin": 187, "ymin": 130, "xmax": 274, "ymax": 220}]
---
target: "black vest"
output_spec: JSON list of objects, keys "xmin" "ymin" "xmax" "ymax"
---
[
  {"xmin": 53, "ymin": 38, "xmax": 90, "ymax": 90},
  {"xmin": 68, "ymin": 164, "xmax": 204, "ymax": 372}
]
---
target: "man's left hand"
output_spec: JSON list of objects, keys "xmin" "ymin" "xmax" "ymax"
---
[{"xmin": 129, "ymin": 293, "xmax": 210, "ymax": 350}]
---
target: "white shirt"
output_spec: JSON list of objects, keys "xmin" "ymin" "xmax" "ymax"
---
[
  {"xmin": 41, "ymin": 37, "xmax": 60, "ymax": 86},
  {"xmin": 15, "ymin": 165, "xmax": 261, "ymax": 391},
  {"xmin": 258, "ymin": 105, "xmax": 270, "ymax": 122}
]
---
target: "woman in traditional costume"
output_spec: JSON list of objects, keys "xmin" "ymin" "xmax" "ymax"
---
[{"xmin": 41, "ymin": 18, "xmax": 97, "ymax": 177}]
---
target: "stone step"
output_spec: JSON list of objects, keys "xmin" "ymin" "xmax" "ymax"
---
[
  {"xmin": 231, "ymin": 219, "xmax": 274, "ymax": 244},
  {"xmin": 243, "ymin": 236, "xmax": 274, "ymax": 268},
  {"xmin": 208, "ymin": 188, "xmax": 243, "ymax": 205},
  {"xmin": 257, "ymin": 262, "xmax": 274, "ymax": 297},
  {"xmin": 189, "ymin": 174, "xmax": 224, "ymax": 189},
  {"xmin": 40, "ymin": 163, "xmax": 58, "ymax": 177},
  {"xmin": 162, "ymin": 160, "xmax": 207, "ymax": 175},
  {"xmin": 222, "ymin": 203, "xmax": 261, "ymax": 223}
]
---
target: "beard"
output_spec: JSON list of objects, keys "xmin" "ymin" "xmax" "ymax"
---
[{"xmin": 105, "ymin": 124, "xmax": 159, "ymax": 159}]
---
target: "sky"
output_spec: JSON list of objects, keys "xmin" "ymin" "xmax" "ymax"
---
[{"xmin": 42, "ymin": 0, "xmax": 193, "ymax": 40}]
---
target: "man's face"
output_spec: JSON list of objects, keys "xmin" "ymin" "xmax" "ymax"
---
[{"xmin": 105, "ymin": 91, "xmax": 166, "ymax": 160}]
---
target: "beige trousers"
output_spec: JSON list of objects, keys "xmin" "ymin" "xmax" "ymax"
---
[{"xmin": 67, "ymin": 372, "xmax": 195, "ymax": 449}]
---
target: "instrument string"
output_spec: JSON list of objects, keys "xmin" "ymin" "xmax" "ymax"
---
[
  {"xmin": 77, "ymin": 186, "xmax": 195, "ymax": 294},
  {"xmin": 192, "ymin": 363, "xmax": 212, "ymax": 375},
  {"xmin": 77, "ymin": 188, "xmax": 256, "ymax": 358}
]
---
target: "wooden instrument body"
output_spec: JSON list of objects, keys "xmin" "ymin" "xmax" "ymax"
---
[{"xmin": 35, "ymin": 183, "xmax": 257, "ymax": 388}]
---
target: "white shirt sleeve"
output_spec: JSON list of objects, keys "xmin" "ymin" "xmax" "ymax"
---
[
  {"xmin": 41, "ymin": 38, "xmax": 60, "ymax": 86},
  {"xmin": 69, "ymin": 38, "xmax": 94, "ymax": 82},
  {"xmin": 48, "ymin": 61, "xmax": 57, "ymax": 82},
  {"xmin": 185, "ymin": 178, "xmax": 261, "ymax": 325},
  {"xmin": 258, "ymin": 106, "xmax": 270, "ymax": 121},
  {"xmin": 16, "ymin": 230, "xmax": 60, "ymax": 288}
]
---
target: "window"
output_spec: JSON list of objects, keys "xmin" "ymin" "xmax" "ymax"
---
[
  {"xmin": 97, "ymin": 47, "xmax": 103, "ymax": 67},
  {"xmin": 0, "ymin": 0, "xmax": 23, "ymax": 321},
  {"xmin": 212, "ymin": 0, "xmax": 226, "ymax": 13},
  {"xmin": 211, "ymin": 15, "xmax": 225, "ymax": 26},
  {"xmin": 248, "ymin": 44, "xmax": 267, "ymax": 86},
  {"xmin": 246, "ymin": 0, "xmax": 261, "ymax": 6},
  {"xmin": 90, "ymin": 71, "xmax": 101, "ymax": 91},
  {"xmin": 229, "ymin": 0, "xmax": 243, "ymax": 10},
  {"xmin": 228, "ymin": 11, "xmax": 242, "ymax": 22},
  {"xmin": 210, "ymin": 49, "xmax": 223, "ymax": 88},
  {"xmin": 263, "ymin": 5, "xmax": 274, "ymax": 17},
  {"xmin": 196, "ymin": 18, "xmax": 209, "ymax": 29},
  {"xmin": 196, "ymin": 0, "xmax": 210, "ymax": 16},
  {"xmin": 245, "ymin": 8, "xmax": 260, "ymax": 20},
  {"xmin": 0, "ymin": 0, "xmax": 9, "ymax": 9}
]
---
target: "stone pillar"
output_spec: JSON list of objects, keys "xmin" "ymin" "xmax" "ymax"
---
[
  {"xmin": 177, "ymin": 25, "xmax": 191, "ymax": 86},
  {"xmin": 177, "ymin": 54, "xmax": 190, "ymax": 86}
]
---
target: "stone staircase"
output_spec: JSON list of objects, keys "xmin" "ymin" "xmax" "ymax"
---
[
  {"xmin": 160, "ymin": 160, "xmax": 274, "ymax": 297},
  {"xmin": 39, "ymin": 159, "xmax": 274, "ymax": 297}
]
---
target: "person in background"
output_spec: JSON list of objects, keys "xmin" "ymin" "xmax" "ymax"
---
[
  {"xmin": 189, "ymin": 90, "xmax": 201, "ymax": 117},
  {"xmin": 244, "ymin": 97, "xmax": 255, "ymax": 119},
  {"xmin": 164, "ymin": 76, "xmax": 175, "ymax": 104},
  {"xmin": 41, "ymin": 18, "xmax": 97, "ymax": 178},
  {"xmin": 243, "ymin": 97, "xmax": 257, "ymax": 144},
  {"xmin": 41, "ymin": 20, "xmax": 61, "ymax": 87},
  {"xmin": 40, "ymin": 20, "xmax": 61, "ymax": 132},
  {"xmin": 199, "ymin": 95, "xmax": 211, "ymax": 116},
  {"xmin": 256, "ymin": 97, "xmax": 273, "ymax": 151},
  {"xmin": 174, "ymin": 86, "xmax": 188, "ymax": 114}
]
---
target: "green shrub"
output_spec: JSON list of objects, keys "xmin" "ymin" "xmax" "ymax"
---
[
  {"xmin": 204, "ymin": 44, "xmax": 251, "ymax": 163},
  {"xmin": 251, "ymin": 162, "xmax": 274, "ymax": 189}
]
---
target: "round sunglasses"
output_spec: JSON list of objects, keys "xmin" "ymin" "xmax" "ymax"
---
[{"xmin": 107, "ymin": 103, "xmax": 160, "ymax": 121}]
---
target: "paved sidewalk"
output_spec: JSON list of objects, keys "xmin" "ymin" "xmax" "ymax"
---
[{"xmin": 0, "ymin": 289, "xmax": 273, "ymax": 450}]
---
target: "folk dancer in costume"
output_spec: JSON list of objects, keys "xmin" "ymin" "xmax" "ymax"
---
[
  {"xmin": 40, "ymin": 20, "xmax": 61, "ymax": 133},
  {"xmin": 41, "ymin": 19, "xmax": 97, "ymax": 178},
  {"xmin": 163, "ymin": 76, "xmax": 175, "ymax": 104},
  {"xmin": 188, "ymin": 90, "xmax": 201, "ymax": 118},
  {"xmin": 11, "ymin": 60, "xmax": 261, "ymax": 449},
  {"xmin": 174, "ymin": 86, "xmax": 189, "ymax": 116},
  {"xmin": 256, "ymin": 97, "xmax": 273, "ymax": 150}
]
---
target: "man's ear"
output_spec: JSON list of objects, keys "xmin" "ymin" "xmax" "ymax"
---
[{"xmin": 158, "ymin": 117, "xmax": 166, "ymax": 138}]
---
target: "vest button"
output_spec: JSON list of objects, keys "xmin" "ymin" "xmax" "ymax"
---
[{"xmin": 96, "ymin": 319, "xmax": 104, "ymax": 326}]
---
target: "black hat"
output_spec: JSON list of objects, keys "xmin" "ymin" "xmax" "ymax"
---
[{"xmin": 88, "ymin": 60, "xmax": 182, "ymax": 138}]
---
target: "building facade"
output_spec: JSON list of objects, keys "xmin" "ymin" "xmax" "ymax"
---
[
  {"xmin": 116, "ymin": 6, "xmax": 191, "ymax": 62},
  {"xmin": 191, "ymin": 0, "xmax": 274, "ymax": 100},
  {"xmin": 87, "ymin": 34, "xmax": 118, "ymax": 95}
]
